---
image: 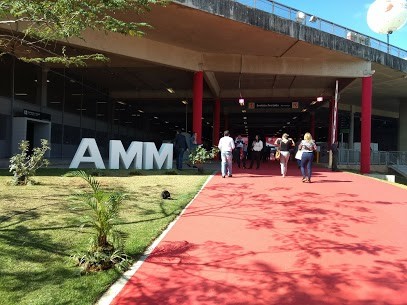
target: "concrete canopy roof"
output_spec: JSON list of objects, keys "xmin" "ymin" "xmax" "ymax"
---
[{"xmin": 12, "ymin": 0, "xmax": 405, "ymax": 137}]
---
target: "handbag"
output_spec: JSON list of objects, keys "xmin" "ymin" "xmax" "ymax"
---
[
  {"xmin": 295, "ymin": 150, "xmax": 303, "ymax": 160},
  {"xmin": 275, "ymin": 150, "xmax": 281, "ymax": 160}
]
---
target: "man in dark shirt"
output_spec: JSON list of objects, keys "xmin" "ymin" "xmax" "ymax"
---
[
  {"xmin": 331, "ymin": 141, "xmax": 339, "ymax": 171},
  {"xmin": 174, "ymin": 129, "xmax": 188, "ymax": 170}
]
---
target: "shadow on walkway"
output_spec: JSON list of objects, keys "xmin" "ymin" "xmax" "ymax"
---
[{"xmin": 105, "ymin": 161, "xmax": 407, "ymax": 305}]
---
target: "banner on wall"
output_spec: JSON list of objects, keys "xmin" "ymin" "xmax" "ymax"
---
[{"xmin": 265, "ymin": 136, "xmax": 278, "ymax": 147}]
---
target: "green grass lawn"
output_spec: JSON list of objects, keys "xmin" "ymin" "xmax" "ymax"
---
[{"xmin": 0, "ymin": 168, "xmax": 210, "ymax": 305}]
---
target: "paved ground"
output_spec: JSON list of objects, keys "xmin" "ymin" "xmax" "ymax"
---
[{"xmin": 99, "ymin": 161, "xmax": 407, "ymax": 305}]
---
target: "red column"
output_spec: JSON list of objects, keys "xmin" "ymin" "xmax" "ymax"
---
[
  {"xmin": 310, "ymin": 112, "xmax": 315, "ymax": 139},
  {"xmin": 193, "ymin": 71, "xmax": 203, "ymax": 144},
  {"xmin": 361, "ymin": 76, "xmax": 372, "ymax": 174},
  {"xmin": 213, "ymin": 98, "xmax": 221, "ymax": 146}
]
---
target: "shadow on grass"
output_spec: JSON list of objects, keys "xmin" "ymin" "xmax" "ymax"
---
[{"xmin": 0, "ymin": 167, "xmax": 212, "ymax": 178}]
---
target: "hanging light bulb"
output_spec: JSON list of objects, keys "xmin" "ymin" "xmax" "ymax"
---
[{"xmin": 239, "ymin": 98, "xmax": 245, "ymax": 106}]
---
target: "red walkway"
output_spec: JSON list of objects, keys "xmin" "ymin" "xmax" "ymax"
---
[{"xmin": 110, "ymin": 162, "xmax": 407, "ymax": 305}]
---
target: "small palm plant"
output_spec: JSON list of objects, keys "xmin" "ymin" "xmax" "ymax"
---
[
  {"xmin": 71, "ymin": 171, "xmax": 129, "ymax": 273},
  {"xmin": 188, "ymin": 145, "xmax": 219, "ymax": 173}
]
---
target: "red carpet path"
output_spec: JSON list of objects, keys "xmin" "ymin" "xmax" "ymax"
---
[{"xmin": 110, "ymin": 162, "xmax": 407, "ymax": 305}]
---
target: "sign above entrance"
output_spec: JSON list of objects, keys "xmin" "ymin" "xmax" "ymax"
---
[
  {"xmin": 247, "ymin": 102, "xmax": 298, "ymax": 109},
  {"xmin": 22, "ymin": 109, "xmax": 51, "ymax": 121}
]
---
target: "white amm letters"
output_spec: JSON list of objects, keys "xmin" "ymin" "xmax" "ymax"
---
[{"xmin": 69, "ymin": 138, "xmax": 173, "ymax": 170}]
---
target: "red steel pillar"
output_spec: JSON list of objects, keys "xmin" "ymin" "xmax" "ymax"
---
[
  {"xmin": 193, "ymin": 71, "xmax": 203, "ymax": 144},
  {"xmin": 361, "ymin": 76, "xmax": 372, "ymax": 174},
  {"xmin": 213, "ymin": 98, "xmax": 221, "ymax": 146}
]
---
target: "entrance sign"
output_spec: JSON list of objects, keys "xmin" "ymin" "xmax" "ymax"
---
[
  {"xmin": 69, "ymin": 138, "xmax": 173, "ymax": 170},
  {"xmin": 22, "ymin": 109, "xmax": 51, "ymax": 121},
  {"xmin": 247, "ymin": 102, "xmax": 295, "ymax": 109},
  {"xmin": 255, "ymin": 103, "xmax": 292, "ymax": 109}
]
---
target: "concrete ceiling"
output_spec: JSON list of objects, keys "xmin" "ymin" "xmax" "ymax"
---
[{"xmin": 52, "ymin": 1, "xmax": 407, "ymax": 136}]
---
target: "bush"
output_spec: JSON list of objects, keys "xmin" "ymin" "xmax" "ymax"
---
[
  {"xmin": 9, "ymin": 139, "xmax": 50, "ymax": 185},
  {"xmin": 73, "ymin": 249, "xmax": 130, "ymax": 274},
  {"xmin": 188, "ymin": 145, "xmax": 219, "ymax": 173},
  {"xmin": 188, "ymin": 145, "xmax": 219, "ymax": 165}
]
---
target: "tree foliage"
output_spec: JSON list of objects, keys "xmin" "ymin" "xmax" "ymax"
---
[
  {"xmin": 0, "ymin": 0, "xmax": 166, "ymax": 66},
  {"xmin": 9, "ymin": 139, "xmax": 50, "ymax": 185}
]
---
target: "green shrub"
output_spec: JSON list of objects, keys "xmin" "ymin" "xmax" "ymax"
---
[
  {"xmin": 9, "ymin": 139, "xmax": 50, "ymax": 185},
  {"xmin": 188, "ymin": 145, "xmax": 219, "ymax": 173}
]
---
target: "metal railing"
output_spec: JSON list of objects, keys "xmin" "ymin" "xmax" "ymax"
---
[
  {"xmin": 235, "ymin": 0, "xmax": 407, "ymax": 59},
  {"xmin": 339, "ymin": 149, "xmax": 407, "ymax": 165}
]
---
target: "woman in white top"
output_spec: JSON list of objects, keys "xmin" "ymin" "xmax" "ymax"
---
[
  {"xmin": 298, "ymin": 132, "xmax": 317, "ymax": 183},
  {"xmin": 249, "ymin": 135, "xmax": 263, "ymax": 169},
  {"xmin": 275, "ymin": 133, "xmax": 294, "ymax": 177}
]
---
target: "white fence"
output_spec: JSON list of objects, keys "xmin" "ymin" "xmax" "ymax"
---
[
  {"xmin": 339, "ymin": 149, "xmax": 407, "ymax": 166},
  {"xmin": 236, "ymin": 0, "xmax": 407, "ymax": 59}
]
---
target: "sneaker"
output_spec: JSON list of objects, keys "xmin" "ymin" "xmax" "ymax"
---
[
  {"xmin": 228, "ymin": 175, "xmax": 232, "ymax": 177},
  {"xmin": 302, "ymin": 177, "xmax": 307, "ymax": 182},
  {"xmin": 222, "ymin": 175, "xmax": 226, "ymax": 178}
]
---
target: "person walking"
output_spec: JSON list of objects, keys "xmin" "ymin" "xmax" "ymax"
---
[
  {"xmin": 242, "ymin": 142, "xmax": 248, "ymax": 169},
  {"xmin": 331, "ymin": 140, "xmax": 339, "ymax": 171},
  {"xmin": 190, "ymin": 131, "xmax": 198, "ymax": 151},
  {"xmin": 294, "ymin": 138, "xmax": 303, "ymax": 168},
  {"xmin": 234, "ymin": 134, "xmax": 244, "ymax": 168},
  {"xmin": 275, "ymin": 133, "xmax": 294, "ymax": 177},
  {"xmin": 218, "ymin": 130, "xmax": 235, "ymax": 178},
  {"xmin": 174, "ymin": 129, "xmax": 188, "ymax": 170},
  {"xmin": 249, "ymin": 135, "xmax": 263, "ymax": 169},
  {"xmin": 298, "ymin": 132, "xmax": 317, "ymax": 183}
]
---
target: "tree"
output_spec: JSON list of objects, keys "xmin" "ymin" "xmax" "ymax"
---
[{"xmin": 0, "ymin": 0, "xmax": 166, "ymax": 66}]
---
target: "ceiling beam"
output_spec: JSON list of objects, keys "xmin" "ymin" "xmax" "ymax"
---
[
  {"xmin": 202, "ymin": 54, "xmax": 372, "ymax": 78},
  {"xmin": 220, "ymin": 88, "xmax": 335, "ymax": 98},
  {"xmin": 66, "ymin": 31, "xmax": 372, "ymax": 79},
  {"xmin": 204, "ymin": 71, "xmax": 220, "ymax": 97}
]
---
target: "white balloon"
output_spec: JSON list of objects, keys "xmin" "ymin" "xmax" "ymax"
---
[{"xmin": 367, "ymin": 0, "xmax": 407, "ymax": 34}]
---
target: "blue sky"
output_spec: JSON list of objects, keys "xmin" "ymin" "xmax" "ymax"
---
[{"xmin": 239, "ymin": 0, "xmax": 407, "ymax": 51}]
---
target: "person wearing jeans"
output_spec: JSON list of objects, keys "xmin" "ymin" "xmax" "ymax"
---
[
  {"xmin": 174, "ymin": 129, "xmax": 188, "ymax": 170},
  {"xmin": 299, "ymin": 132, "xmax": 317, "ymax": 183},
  {"xmin": 218, "ymin": 130, "xmax": 235, "ymax": 178}
]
